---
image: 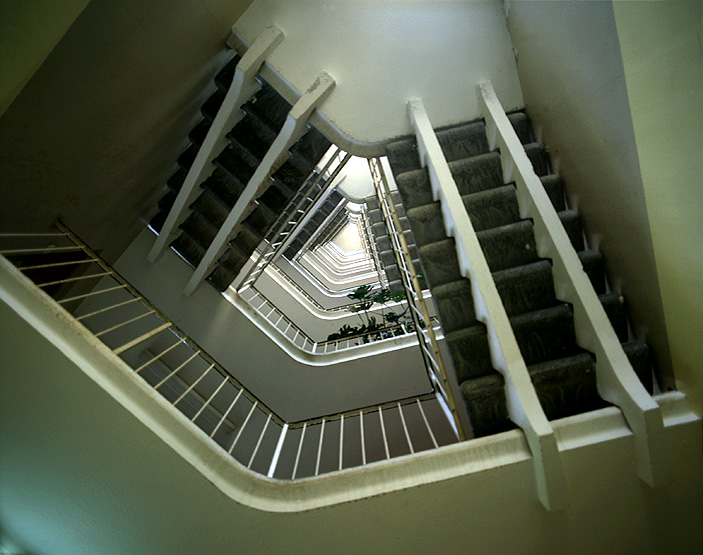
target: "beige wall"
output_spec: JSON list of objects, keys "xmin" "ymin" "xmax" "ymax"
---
[
  {"xmin": 0, "ymin": 0, "xmax": 254, "ymax": 262},
  {"xmin": 506, "ymin": 0, "xmax": 676, "ymax": 391},
  {"xmin": 612, "ymin": 0, "xmax": 702, "ymax": 416},
  {"xmin": 0, "ymin": 0, "xmax": 92, "ymax": 117}
]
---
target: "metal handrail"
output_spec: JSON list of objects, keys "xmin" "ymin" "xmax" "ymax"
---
[{"xmin": 368, "ymin": 158, "xmax": 467, "ymax": 441}]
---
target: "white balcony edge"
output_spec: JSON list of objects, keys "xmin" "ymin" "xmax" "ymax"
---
[{"xmin": 1, "ymin": 255, "xmax": 696, "ymax": 514}]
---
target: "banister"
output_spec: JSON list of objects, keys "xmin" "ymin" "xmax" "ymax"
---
[{"xmin": 477, "ymin": 80, "xmax": 671, "ymax": 487}]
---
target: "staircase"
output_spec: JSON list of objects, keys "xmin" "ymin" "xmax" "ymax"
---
[
  {"xmin": 151, "ymin": 53, "xmax": 331, "ymax": 292},
  {"xmin": 385, "ymin": 114, "xmax": 654, "ymax": 437},
  {"xmin": 283, "ymin": 189, "xmax": 345, "ymax": 260}
]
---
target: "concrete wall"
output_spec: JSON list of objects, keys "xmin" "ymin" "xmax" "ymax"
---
[
  {"xmin": 0, "ymin": 0, "xmax": 255, "ymax": 262},
  {"xmin": 612, "ymin": 0, "xmax": 702, "ymax": 415},
  {"xmin": 0, "ymin": 0, "xmax": 91, "ymax": 117},
  {"xmin": 505, "ymin": 0, "xmax": 675, "ymax": 391}
]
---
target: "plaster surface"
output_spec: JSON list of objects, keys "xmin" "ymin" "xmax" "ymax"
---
[{"xmin": 235, "ymin": 0, "xmax": 524, "ymax": 143}]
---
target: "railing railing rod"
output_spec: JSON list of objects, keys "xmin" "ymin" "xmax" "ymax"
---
[
  {"xmin": 0, "ymin": 246, "xmax": 84, "ymax": 255},
  {"xmin": 191, "ymin": 375, "xmax": 229, "ymax": 423},
  {"xmin": 210, "ymin": 389, "xmax": 244, "ymax": 439},
  {"xmin": 291, "ymin": 423, "xmax": 307, "ymax": 480},
  {"xmin": 135, "ymin": 338, "xmax": 184, "ymax": 374},
  {"xmin": 54, "ymin": 221, "xmax": 285, "ymax": 428},
  {"xmin": 359, "ymin": 410, "xmax": 366, "ymax": 466},
  {"xmin": 154, "ymin": 350, "xmax": 201, "ymax": 390},
  {"xmin": 228, "ymin": 401, "xmax": 258, "ymax": 455},
  {"xmin": 18, "ymin": 258, "xmax": 99, "ymax": 271},
  {"xmin": 267, "ymin": 423, "xmax": 289, "ymax": 478},
  {"xmin": 398, "ymin": 402, "xmax": 415, "ymax": 454},
  {"xmin": 38, "ymin": 270, "xmax": 113, "ymax": 288},
  {"xmin": 174, "ymin": 364, "xmax": 214, "ymax": 406},
  {"xmin": 95, "ymin": 309, "xmax": 157, "ymax": 337},
  {"xmin": 0, "ymin": 232, "xmax": 67, "ymax": 237},
  {"xmin": 314, "ymin": 418, "xmax": 326, "ymax": 476},
  {"xmin": 58, "ymin": 284, "xmax": 129, "ymax": 304},
  {"xmin": 76, "ymin": 297, "xmax": 143, "ymax": 321},
  {"xmin": 247, "ymin": 413, "xmax": 272, "ymax": 469},
  {"xmin": 114, "ymin": 322, "xmax": 171, "ymax": 355},
  {"xmin": 379, "ymin": 406, "xmax": 390, "ymax": 460},
  {"xmin": 338, "ymin": 414, "xmax": 345, "ymax": 471},
  {"xmin": 417, "ymin": 399, "xmax": 438, "ymax": 449}
]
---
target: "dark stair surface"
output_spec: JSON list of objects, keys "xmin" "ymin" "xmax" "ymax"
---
[
  {"xmin": 385, "ymin": 113, "xmax": 654, "ymax": 438},
  {"xmin": 364, "ymin": 192, "xmax": 421, "ymax": 293},
  {"xmin": 150, "ymin": 53, "xmax": 331, "ymax": 292},
  {"xmin": 283, "ymin": 189, "xmax": 345, "ymax": 260}
]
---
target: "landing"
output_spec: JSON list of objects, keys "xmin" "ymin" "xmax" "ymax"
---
[{"xmin": 234, "ymin": 0, "xmax": 523, "ymax": 146}]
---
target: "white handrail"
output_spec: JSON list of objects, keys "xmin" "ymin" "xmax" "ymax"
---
[
  {"xmin": 408, "ymin": 97, "xmax": 568, "ymax": 511},
  {"xmin": 477, "ymin": 80, "xmax": 671, "ymax": 487}
]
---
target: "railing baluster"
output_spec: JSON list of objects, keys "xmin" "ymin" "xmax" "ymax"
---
[
  {"xmin": 267, "ymin": 423, "xmax": 289, "ymax": 478},
  {"xmin": 247, "ymin": 413, "xmax": 272, "ymax": 468},
  {"xmin": 398, "ymin": 402, "xmax": 415, "ymax": 454},
  {"xmin": 113, "ymin": 322, "xmax": 171, "ymax": 355},
  {"xmin": 173, "ymin": 364, "xmax": 214, "ymax": 406},
  {"xmin": 417, "ymin": 399, "xmax": 438, "ymax": 448},
  {"xmin": 228, "ymin": 401, "xmax": 258, "ymax": 455},
  {"xmin": 314, "ymin": 418, "xmax": 326, "ymax": 476},
  {"xmin": 210, "ymin": 389, "xmax": 244, "ymax": 438},
  {"xmin": 338, "ymin": 414, "xmax": 344, "ymax": 471},
  {"xmin": 38, "ymin": 270, "xmax": 112, "ymax": 288},
  {"xmin": 191, "ymin": 374, "xmax": 229, "ymax": 423},
  {"xmin": 58, "ymin": 284, "xmax": 129, "ymax": 304},
  {"xmin": 95, "ymin": 309, "xmax": 157, "ymax": 337},
  {"xmin": 379, "ymin": 407, "xmax": 390, "ymax": 459},
  {"xmin": 359, "ymin": 410, "xmax": 366, "ymax": 466},
  {"xmin": 291, "ymin": 423, "xmax": 307, "ymax": 480},
  {"xmin": 154, "ymin": 350, "xmax": 201, "ymax": 390},
  {"xmin": 134, "ymin": 338, "xmax": 183, "ymax": 373},
  {"xmin": 77, "ymin": 297, "xmax": 143, "ymax": 321}
]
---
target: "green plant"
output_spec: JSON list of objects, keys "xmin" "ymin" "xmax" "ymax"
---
[{"xmin": 326, "ymin": 284, "xmax": 415, "ymax": 343}]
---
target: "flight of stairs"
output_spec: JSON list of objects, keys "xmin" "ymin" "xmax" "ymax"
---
[
  {"xmin": 151, "ymin": 54, "xmax": 331, "ymax": 291},
  {"xmin": 283, "ymin": 189, "xmax": 345, "ymax": 260},
  {"xmin": 385, "ymin": 114, "xmax": 653, "ymax": 437},
  {"xmin": 364, "ymin": 192, "xmax": 421, "ymax": 293}
]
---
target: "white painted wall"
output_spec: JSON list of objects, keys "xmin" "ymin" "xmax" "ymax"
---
[
  {"xmin": 612, "ymin": 0, "xmax": 703, "ymax": 416},
  {"xmin": 235, "ymin": 0, "xmax": 524, "ymax": 145},
  {"xmin": 505, "ymin": 0, "xmax": 674, "ymax": 390},
  {"xmin": 114, "ymin": 230, "xmax": 431, "ymax": 422}
]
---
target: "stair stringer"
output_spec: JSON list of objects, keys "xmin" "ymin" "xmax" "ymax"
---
[
  {"xmin": 182, "ymin": 71, "xmax": 336, "ymax": 296},
  {"xmin": 408, "ymin": 98, "xmax": 569, "ymax": 511},
  {"xmin": 149, "ymin": 24, "xmax": 284, "ymax": 264},
  {"xmin": 477, "ymin": 81, "xmax": 672, "ymax": 488}
]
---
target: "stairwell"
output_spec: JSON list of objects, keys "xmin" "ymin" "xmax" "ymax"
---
[
  {"xmin": 385, "ymin": 114, "xmax": 653, "ymax": 437},
  {"xmin": 150, "ymin": 53, "xmax": 332, "ymax": 293}
]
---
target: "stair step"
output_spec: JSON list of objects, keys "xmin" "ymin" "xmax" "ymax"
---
[
  {"xmin": 493, "ymin": 260, "xmax": 556, "ymax": 317},
  {"xmin": 243, "ymin": 204, "xmax": 277, "ymax": 238},
  {"xmin": 445, "ymin": 323, "xmax": 493, "ymax": 382},
  {"xmin": 435, "ymin": 120, "xmax": 489, "ymax": 164},
  {"xmin": 528, "ymin": 352, "xmax": 605, "ymax": 421},
  {"xmin": 227, "ymin": 119, "xmax": 271, "ymax": 163},
  {"xmin": 214, "ymin": 54, "xmax": 241, "ymax": 92},
  {"xmin": 258, "ymin": 182, "xmax": 295, "ymax": 214},
  {"xmin": 524, "ymin": 143, "xmax": 550, "ymax": 177},
  {"xmin": 432, "ymin": 279, "xmax": 477, "ymax": 334},
  {"xmin": 214, "ymin": 144, "xmax": 257, "ymax": 189},
  {"xmin": 511, "ymin": 303, "xmax": 580, "ymax": 366},
  {"xmin": 167, "ymin": 168, "xmax": 188, "ymax": 193},
  {"xmin": 476, "ymin": 210, "xmax": 582, "ymax": 273},
  {"xmin": 170, "ymin": 233, "xmax": 205, "ymax": 268},
  {"xmin": 201, "ymin": 167, "xmax": 245, "ymax": 209},
  {"xmin": 418, "ymin": 238, "xmax": 462, "ymax": 288},
  {"xmin": 448, "ymin": 152, "xmax": 504, "ymax": 195},
  {"xmin": 179, "ymin": 211, "xmax": 217, "ymax": 250},
  {"xmin": 207, "ymin": 264, "xmax": 237, "ymax": 291},
  {"xmin": 201, "ymin": 89, "xmax": 226, "ymax": 123},
  {"xmin": 289, "ymin": 126, "xmax": 331, "ymax": 167},
  {"xmin": 600, "ymin": 292, "xmax": 628, "ymax": 342},
  {"xmin": 460, "ymin": 372, "xmax": 513, "ymax": 438},
  {"xmin": 622, "ymin": 341, "xmax": 653, "ymax": 393},
  {"xmin": 234, "ymin": 225, "xmax": 262, "ymax": 254},
  {"xmin": 177, "ymin": 144, "xmax": 198, "ymax": 172},
  {"xmin": 395, "ymin": 169, "xmax": 434, "ymax": 210},
  {"xmin": 188, "ymin": 119, "xmax": 211, "ymax": 148},
  {"xmin": 244, "ymin": 81, "xmax": 291, "ymax": 133},
  {"xmin": 190, "ymin": 190, "xmax": 229, "ymax": 229}
]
